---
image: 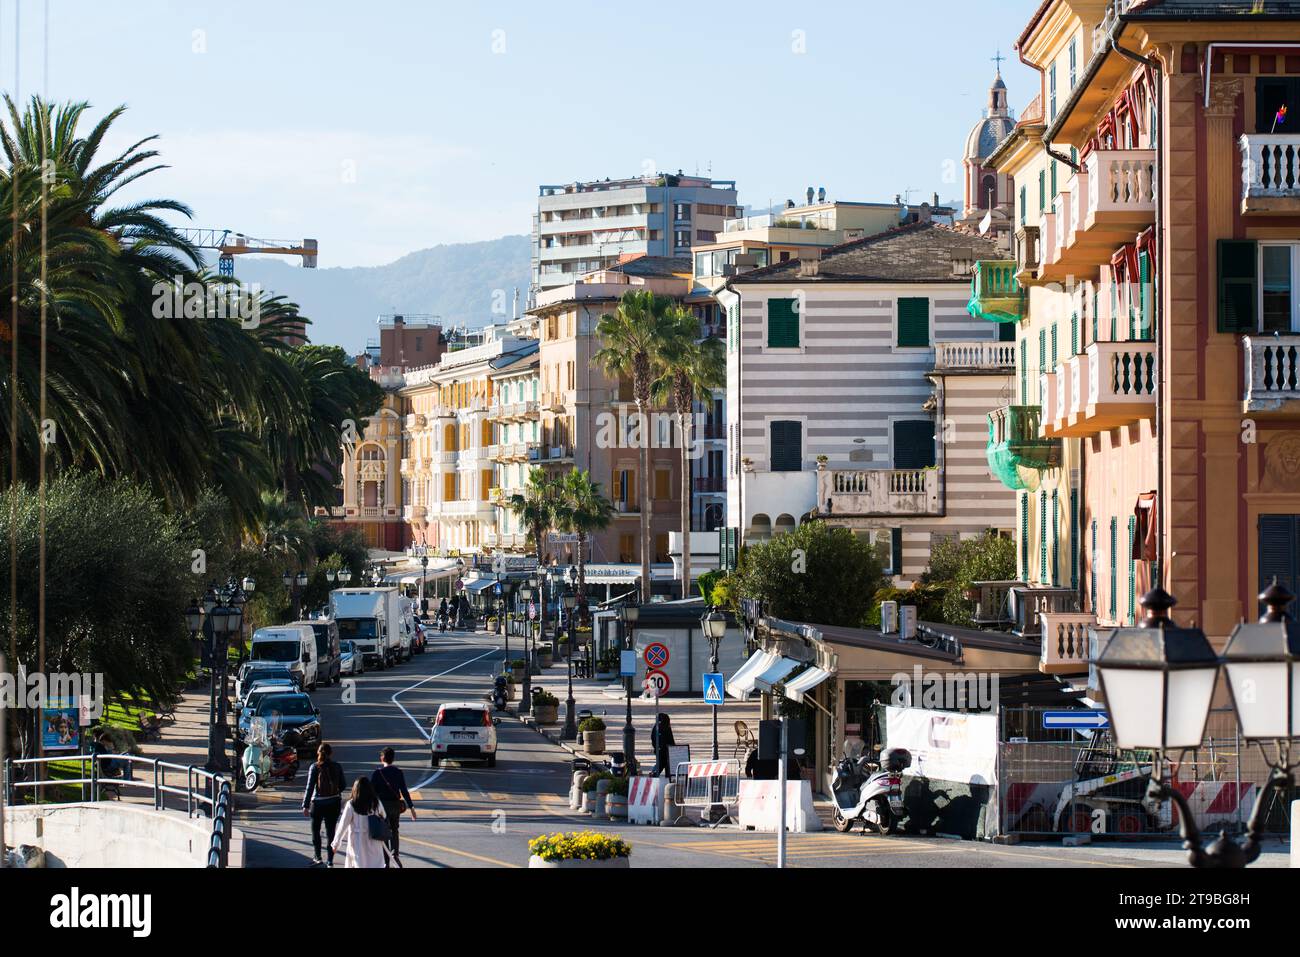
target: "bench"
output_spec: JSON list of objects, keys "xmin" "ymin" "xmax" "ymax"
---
[{"xmin": 137, "ymin": 712, "xmax": 163, "ymax": 741}]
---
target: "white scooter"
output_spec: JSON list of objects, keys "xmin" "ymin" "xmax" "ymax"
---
[{"xmin": 829, "ymin": 744, "xmax": 911, "ymax": 835}]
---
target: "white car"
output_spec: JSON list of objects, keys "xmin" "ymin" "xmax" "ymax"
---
[
  {"xmin": 339, "ymin": 640, "xmax": 364, "ymax": 676},
  {"xmin": 430, "ymin": 701, "xmax": 499, "ymax": 768}
]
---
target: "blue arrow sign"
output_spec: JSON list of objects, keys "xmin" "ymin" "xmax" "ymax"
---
[
  {"xmin": 1042, "ymin": 710, "xmax": 1109, "ymax": 730},
  {"xmin": 703, "ymin": 673, "xmax": 725, "ymax": 705}
]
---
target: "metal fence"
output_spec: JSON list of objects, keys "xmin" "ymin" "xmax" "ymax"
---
[
  {"xmin": 997, "ymin": 706, "xmax": 1293, "ymax": 838},
  {"xmin": 673, "ymin": 759, "xmax": 740, "ymax": 826}
]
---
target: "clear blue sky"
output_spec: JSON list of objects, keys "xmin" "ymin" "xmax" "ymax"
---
[{"xmin": 5, "ymin": 0, "xmax": 1040, "ymax": 267}]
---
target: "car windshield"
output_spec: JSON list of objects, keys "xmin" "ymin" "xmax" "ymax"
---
[
  {"xmin": 251, "ymin": 641, "xmax": 299, "ymax": 662},
  {"xmin": 340, "ymin": 641, "xmax": 355, "ymax": 654},
  {"xmin": 257, "ymin": 695, "xmax": 314, "ymax": 717},
  {"xmin": 440, "ymin": 708, "xmax": 486, "ymax": 727},
  {"xmin": 337, "ymin": 619, "xmax": 376, "ymax": 640},
  {"xmin": 310, "ymin": 625, "xmax": 332, "ymax": 656}
]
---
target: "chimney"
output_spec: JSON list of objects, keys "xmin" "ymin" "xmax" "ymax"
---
[{"xmin": 796, "ymin": 247, "xmax": 822, "ymax": 278}]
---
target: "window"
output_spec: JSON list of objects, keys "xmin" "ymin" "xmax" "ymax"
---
[
  {"xmin": 1261, "ymin": 243, "xmax": 1298, "ymax": 333},
  {"xmin": 654, "ymin": 533, "xmax": 670, "ymax": 564},
  {"xmin": 1037, "ymin": 328, "xmax": 1047, "ymax": 402},
  {"xmin": 892, "ymin": 420, "xmax": 936, "ymax": 470},
  {"xmin": 1039, "ymin": 171, "xmax": 1046, "ymax": 213},
  {"xmin": 1051, "ymin": 489, "xmax": 1060, "ymax": 586},
  {"xmin": 654, "ymin": 468, "xmax": 671, "ymax": 500},
  {"xmin": 896, "ymin": 297, "xmax": 930, "ymax": 348},
  {"xmin": 1070, "ymin": 488, "xmax": 1079, "ymax": 591},
  {"xmin": 1109, "ymin": 516, "xmax": 1118, "ymax": 621},
  {"xmin": 1040, "ymin": 492, "xmax": 1048, "ymax": 582},
  {"xmin": 1255, "ymin": 78, "xmax": 1300, "ymax": 134},
  {"xmin": 1050, "ymin": 322, "xmax": 1058, "ymax": 369},
  {"xmin": 1127, "ymin": 516, "xmax": 1137, "ymax": 625},
  {"xmin": 1021, "ymin": 494, "xmax": 1030, "ymax": 581},
  {"xmin": 1259, "ymin": 515, "xmax": 1300, "ymax": 615},
  {"xmin": 1137, "ymin": 249, "xmax": 1154, "ymax": 340},
  {"xmin": 674, "ymin": 229, "xmax": 691, "ymax": 248},
  {"xmin": 1019, "ymin": 185, "xmax": 1027, "ymax": 226},
  {"xmin": 673, "ymin": 203, "xmax": 692, "ymax": 221},
  {"xmin": 770, "ymin": 421, "xmax": 802, "ymax": 472},
  {"xmin": 1217, "ymin": 239, "xmax": 1258, "ymax": 332},
  {"xmin": 1069, "ymin": 40, "xmax": 1077, "ymax": 88},
  {"xmin": 1070, "ymin": 311, "xmax": 1079, "ymax": 357},
  {"xmin": 767, "ymin": 298, "xmax": 800, "ymax": 348},
  {"xmin": 1049, "ymin": 64, "xmax": 1058, "ymax": 121},
  {"xmin": 1090, "ymin": 520, "xmax": 1098, "ymax": 612},
  {"xmin": 1020, "ymin": 338, "xmax": 1028, "ymax": 404}
]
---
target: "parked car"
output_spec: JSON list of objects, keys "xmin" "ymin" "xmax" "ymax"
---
[
  {"xmin": 236, "ymin": 676, "xmax": 298, "ymax": 712},
  {"xmin": 234, "ymin": 662, "xmax": 299, "ymax": 702},
  {"xmin": 244, "ymin": 691, "xmax": 321, "ymax": 758},
  {"xmin": 298, "ymin": 618, "xmax": 342, "ymax": 686},
  {"xmin": 430, "ymin": 701, "xmax": 499, "ymax": 768},
  {"xmin": 339, "ymin": 639, "xmax": 364, "ymax": 676},
  {"xmin": 250, "ymin": 625, "xmax": 319, "ymax": 691}
]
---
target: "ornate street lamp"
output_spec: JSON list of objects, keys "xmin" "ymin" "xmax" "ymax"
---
[
  {"xmin": 518, "ymin": 583, "xmax": 534, "ymax": 717},
  {"xmin": 338, "ymin": 567, "xmax": 352, "ymax": 584},
  {"xmin": 562, "ymin": 592, "xmax": 578, "ymax": 740},
  {"xmin": 620, "ymin": 603, "xmax": 640, "ymax": 775},
  {"xmin": 528, "ymin": 575, "xmax": 541, "ymax": 676},
  {"xmin": 700, "ymin": 606, "xmax": 728, "ymax": 760}
]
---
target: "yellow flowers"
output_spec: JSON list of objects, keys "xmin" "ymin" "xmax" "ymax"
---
[{"xmin": 528, "ymin": 831, "xmax": 631, "ymax": 862}]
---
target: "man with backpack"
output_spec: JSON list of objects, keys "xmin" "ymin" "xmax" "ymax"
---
[
  {"xmin": 302, "ymin": 742, "xmax": 346, "ymax": 867},
  {"xmin": 370, "ymin": 747, "xmax": 416, "ymax": 867}
]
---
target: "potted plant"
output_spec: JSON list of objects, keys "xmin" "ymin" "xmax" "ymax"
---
[
  {"xmin": 579, "ymin": 770, "xmax": 610, "ymax": 813},
  {"xmin": 537, "ymin": 642, "xmax": 554, "ymax": 669},
  {"xmin": 605, "ymin": 774, "xmax": 629, "ymax": 820},
  {"xmin": 510, "ymin": 658, "xmax": 527, "ymax": 682},
  {"xmin": 816, "ymin": 454, "xmax": 829, "ymax": 471},
  {"xmin": 594, "ymin": 648, "xmax": 619, "ymax": 681},
  {"xmin": 503, "ymin": 671, "xmax": 517, "ymax": 701},
  {"xmin": 527, "ymin": 831, "xmax": 631, "ymax": 869},
  {"xmin": 532, "ymin": 688, "xmax": 559, "ymax": 724},
  {"xmin": 579, "ymin": 716, "xmax": 606, "ymax": 754}
]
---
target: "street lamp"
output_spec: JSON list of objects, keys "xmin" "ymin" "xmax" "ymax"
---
[
  {"xmin": 338, "ymin": 567, "xmax": 352, "ymax": 584},
  {"xmin": 1097, "ymin": 587, "xmax": 1290, "ymax": 868},
  {"xmin": 620, "ymin": 602, "xmax": 640, "ymax": 775},
  {"xmin": 562, "ymin": 591, "xmax": 578, "ymax": 740},
  {"xmin": 528, "ymin": 575, "xmax": 541, "ymax": 676},
  {"xmin": 518, "ymin": 583, "xmax": 534, "ymax": 717},
  {"xmin": 420, "ymin": 551, "xmax": 430, "ymax": 616},
  {"xmin": 700, "ymin": 606, "xmax": 728, "ymax": 760},
  {"xmin": 202, "ymin": 584, "xmax": 239, "ymax": 774}
]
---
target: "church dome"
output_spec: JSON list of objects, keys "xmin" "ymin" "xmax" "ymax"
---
[{"xmin": 965, "ymin": 68, "xmax": 1014, "ymax": 162}]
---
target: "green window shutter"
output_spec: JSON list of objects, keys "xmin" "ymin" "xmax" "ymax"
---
[
  {"xmin": 1037, "ymin": 328, "xmax": 1047, "ymax": 402},
  {"xmin": 1217, "ymin": 239, "xmax": 1257, "ymax": 333},
  {"xmin": 893, "ymin": 420, "xmax": 936, "ymax": 469},
  {"xmin": 1051, "ymin": 489, "xmax": 1060, "ymax": 586},
  {"xmin": 1110, "ymin": 279, "xmax": 1118, "ymax": 341},
  {"xmin": 1039, "ymin": 492, "xmax": 1048, "ymax": 582},
  {"xmin": 1138, "ymin": 251, "xmax": 1153, "ymax": 341},
  {"xmin": 770, "ymin": 420, "xmax": 802, "ymax": 472},
  {"xmin": 1092, "ymin": 288, "xmax": 1099, "ymax": 343},
  {"xmin": 1050, "ymin": 323, "xmax": 1058, "ymax": 369},
  {"xmin": 1020, "ymin": 339, "xmax": 1028, "ymax": 403},
  {"xmin": 1127, "ymin": 516, "xmax": 1137, "ymax": 625},
  {"xmin": 891, "ymin": 528, "xmax": 903, "ymax": 577},
  {"xmin": 1070, "ymin": 312, "xmax": 1079, "ymax": 357},
  {"xmin": 1051, "ymin": 160, "xmax": 1058, "ymax": 200},
  {"xmin": 767, "ymin": 298, "xmax": 800, "ymax": 348},
  {"xmin": 728, "ymin": 303, "xmax": 739, "ymax": 352},
  {"xmin": 1021, "ymin": 494, "xmax": 1030, "ymax": 581},
  {"xmin": 1020, "ymin": 186, "xmax": 1027, "ymax": 225},
  {"xmin": 897, "ymin": 297, "xmax": 930, "ymax": 348},
  {"xmin": 1090, "ymin": 520, "xmax": 1098, "ymax": 612},
  {"xmin": 1039, "ymin": 171, "xmax": 1046, "ymax": 212},
  {"xmin": 1109, "ymin": 517, "xmax": 1118, "ymax": 620}
]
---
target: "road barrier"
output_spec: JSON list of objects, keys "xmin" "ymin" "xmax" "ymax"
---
[
  {"xmin": 736, "ymin": 780, "xmax": 823, "ymax": 832},
  {"xmin": 673, "ymin": 759, "xmax": 740, "ymax": 827},
  {"xmin": 627, "ymin": 776, "xmax": 663, "ymax": 824}
]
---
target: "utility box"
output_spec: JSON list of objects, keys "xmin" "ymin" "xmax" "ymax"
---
[
  {"xmin": 900, "ymin": 605, "xmax": 918, "ymax": 640},
  {"xmin": 880, "ymin": 601, "xmax": 899, "ymax": 635}
]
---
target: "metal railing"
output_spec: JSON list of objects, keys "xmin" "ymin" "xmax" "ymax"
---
[{"xmin": 2, "ymin": 753, "xmax": 233, "ymax": 867}]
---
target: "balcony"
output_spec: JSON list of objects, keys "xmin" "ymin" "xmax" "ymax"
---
[
  {"xmin": 538, "ymin": 445, "xmax": 574, "ymax": 463},
  {"xmin": 1241, "ymin": 135, "xmax": 1300, "ymax": 214},
  {"xmin": 816, "ymin": 468, "xmax": 941, "ymax": 517},
  {"xmin": 492, "ymin": 442, "xmax": 541, "ymax": 463},
  {"xmin": 613, "ymin": 500, "xmax": 640, "ymax": 516},
  {"xmin": 1014, "ymin": 226, "xmax": 1040, "ymax": 285},
  {"xmin": 1039, "ymin": 370, "xmax": 1058, "ymax": 434},
  {"xmin": 490, "ymin": 399, "xmax": 540, "ymax": 421},
  {"xmin": 1039, "ymin": 612, "xmax": 1095, "ymax": 675},
  {"xmin": 694, "ymin": 476, "xmax": 725, "ymax": 494},
  {"xmin": 1072, "ymin": 340, "xmax": 1156, "ymax": 431},
  {"xmin": 403, "ymin": 504, "xmax": 427, "ymax": 522},
  {"xmin": 1242, "ymin": 335, "xmax": 1300, "ymax": 411},
  {"xmin": 967, "ymin": 260, "xmax": 1024, "ymax": 323},
  {"xmin": 986, "ymin": 406, "xmax": 1062, "ymax": 491},
  {"xmin": 1084, "ymin": 149, "xmax": 1155, "ymax": 233},
  {"xmin": 933, "ymin": 339, "xmax": 1017, "ymax": 372}
]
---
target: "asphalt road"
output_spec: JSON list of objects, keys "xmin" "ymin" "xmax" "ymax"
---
[{"xmin": 236, "ymin": 629, "xmax": 1177, "ymax": 869}]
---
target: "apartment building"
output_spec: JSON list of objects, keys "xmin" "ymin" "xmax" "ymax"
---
[
  {"xmin": 531, "ymin": 172, "xmax": 739, "ymax": 305},
  {"xmin": 332, "ymin": 365, "xmax": 408, "ymax": 551},
  {"xmin": 717, "ymin": 221, "xmax": 1018, "ymax": 581},
  {"xmin": 486, "ymin": 339, "xmax": 541, "ymax": 554},
  {"xmin": 529, "ymin": 257, "xmax": 690, "ymax": 574},
  {"xmin": 971, "ymin": 0, "xmax": 1300, "ymax": 674}
]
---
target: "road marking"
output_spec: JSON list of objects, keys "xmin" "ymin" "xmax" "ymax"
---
[
  {"xmin": 536, "ymin": 794, "xmax": 566, "ymax": 805},
  {"xmin": 439, "ymin": 789, "xmax": 470, "ymax": 801},
  {"xmin": 401, "ymin": 835, "xmax": 521, "ymax": 869}
]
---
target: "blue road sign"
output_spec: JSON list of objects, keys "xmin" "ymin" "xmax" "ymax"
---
[
  {"xmin": 703, "ymin": 672, "xmax": 725, "ymax": 705},
  {"xmin": 1042, "ymin": 710, "xmax": 1109, "ymax": 730},
  {"xmin": 620, "ymin": 650, "xmax": 637, "ymax": 678}
]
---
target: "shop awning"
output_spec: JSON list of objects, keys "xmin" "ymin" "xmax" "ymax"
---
[
  {"xmin": 463, "ymin": 578, "xmax": 501, "ymax": 595},
  {"xmin": 782, "ymin": 665, "xmax": 832, "ymax": 704},
  {"xmin": 752, "ymin": 656, "xmax": 801, "ymax": 694},
  {"xmin": 727, "ymin": 649, "xmax": 779, "ymax": 700}
]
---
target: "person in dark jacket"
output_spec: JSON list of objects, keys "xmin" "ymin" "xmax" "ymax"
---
[
  {"xmin": 649, "ymin": 713, "xmax": 676, "ymax": 777},
  {"xmin": 370, "ymin": 747, "xmax": 416, "ymax": 866},
  {"xmin": 301, "ymin": 743, "xmax": 346, "ymax": 866}
]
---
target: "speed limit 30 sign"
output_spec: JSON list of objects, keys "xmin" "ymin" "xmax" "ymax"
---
[{"xmin": 643, "ymin": 669, "xmax": 670, "ymax": 696}]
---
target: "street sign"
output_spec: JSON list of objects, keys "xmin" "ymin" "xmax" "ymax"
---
[
  {"xmin": 702, "ymin": 672, "xmax": 724, "ymax": 705},
  {"xmin": 620, "ymin": 650, "xmax": 637, "ymax": 677},
  {"xmin": 643, "ymin": 642, "xmax": 670, "ymax": 669},
  {"xmin": 1042, "ymin": 710, "xmax": 1110, "ymax": 730},
  {"xmin": 644, "ymin": 669, "xmax": 670, "ymax": 696}
]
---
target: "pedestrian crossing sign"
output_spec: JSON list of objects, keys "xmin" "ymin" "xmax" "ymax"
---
[{"xmin": 703, "ymin": 672, "xmax": 724, "ymax": 705}]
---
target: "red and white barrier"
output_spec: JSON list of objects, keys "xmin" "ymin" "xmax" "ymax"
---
[
  {"xmin": 736, "ymin": 780, "xmax": 823, "ymax": 832},
  {"xmin": 686, "ymin": 761, "xmax": 731, "ymax": 779},
  {"xmin": 627, "ymin": 776, "xmax": 663, "ymax": 825}
]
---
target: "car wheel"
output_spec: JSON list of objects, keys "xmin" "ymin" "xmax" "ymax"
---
[
  {"xmin": 431, "ymin": 755, "xmax": 441, "ymax": 768},
  {"xmin": 487, "ymin": 755, "xmax": 497, "ymax": 768}
]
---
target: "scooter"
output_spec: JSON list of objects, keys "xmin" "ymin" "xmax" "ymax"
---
[
  {"xmin": 241, "ymin": 723, "xmax": 302, "ymax": 792},
  {"xmin": 829, "ymin": 744, "xmax": 911, "ymax": 835},
  {"xmin": 491, "ymin": 674, "xmax": 509, "ymax": 712}
]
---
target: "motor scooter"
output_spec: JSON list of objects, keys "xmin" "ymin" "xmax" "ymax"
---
[
  {"xmin": 241, "ymin": 720, "xmax": 301, "ymax": 792},
  {"xmin": 491, "ymin": 674, "xmax": 509, "ymax": 712},
  {"xmin": 828, "ymin": 743, "xmax": 911, "ymax": 835}
]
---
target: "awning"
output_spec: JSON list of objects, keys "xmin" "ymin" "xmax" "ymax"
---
[
  {"xmin": 463, "ymin": 578, "xmax": 501, "ymax": 595},
  {"xmin": 752, "ymin": 656, "xmax": 801, "ymax": 694},
  {"xmin": 782, "ymin": 666, "xmax": 832, "ymax": 704},
  {"xmin": 727, "ymin": 649, "xmax": 779, "ymax": 700}
]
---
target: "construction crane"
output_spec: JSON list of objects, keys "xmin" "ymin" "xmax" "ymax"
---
[{"xmin": 171, "ymin": 228, "xmax": 318, "ymax": 277}]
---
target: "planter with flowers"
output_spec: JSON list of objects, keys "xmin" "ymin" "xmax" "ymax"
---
[
  {"xmin": 532, "ymin": 689, "xmax": 559, "ymax": 725},
  {"xmin": 528, "ymin": 831, "xmax": 631, "ymax": 869}
]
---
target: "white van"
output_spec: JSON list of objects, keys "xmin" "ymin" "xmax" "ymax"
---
[{"xmin": 249, "ymin": 625, "xmax": 319, "ymax": 691}]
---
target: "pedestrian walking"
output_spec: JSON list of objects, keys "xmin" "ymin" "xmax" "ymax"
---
[
  {"xmin": 301, "ymin": 743, "xmax": 346, "ymax": 867},
  {"xmin": 370, "ymin": 746, "xmax": 417, "ymax": 866},
  {"xmin": 330, "ymin": 777, "xmax": 389, "ymax": 869},
  {"xmin": 649, "ymin": 712, "xmax": 676, "ymax": 777}
]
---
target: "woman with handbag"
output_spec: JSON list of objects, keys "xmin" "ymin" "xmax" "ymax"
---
[
  {"xmin": 370, "ymin": 747, "xmax": 417, "ymax": 866},
  {"xmin": 330, "ymin": 777, "xmax": 389, "ymax": 868}
]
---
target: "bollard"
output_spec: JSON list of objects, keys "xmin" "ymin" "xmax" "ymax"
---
[
  {"xmin": 594, "ymin": 778, "xmax": 609, "ymax": 818},
  {"xmin": 660, "ymin": 773, "xmax": 679, "ymax": 827},
  {"xmin": 570, "ymin": 770, "xmax": 587, "ymax": 810}
]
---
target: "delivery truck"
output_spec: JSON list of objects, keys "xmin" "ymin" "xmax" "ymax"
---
[{"xmin": 329, "ymin": 588, "xmax": 409, "ymax": 670}]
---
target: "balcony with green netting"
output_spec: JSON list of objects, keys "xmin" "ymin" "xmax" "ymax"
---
[
  {"xmin": 986, "ymin": 405, "xmax": 1061, "ymax": 491},
  {"xmin": 966, "ymin": 260, "xmax": 1024, "ymax": 324}
]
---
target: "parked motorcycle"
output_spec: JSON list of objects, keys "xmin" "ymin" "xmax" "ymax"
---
[
  {"xmin": 829, "ymin": 744, "xmax": 911, "ymax": 835},
  {"xmin": 491, "ymin": 675, "xmax": 508, "ymax": 712},
  {"xmin": 241, "ymin": 721, "xmax": 302, "ymax": 792}
]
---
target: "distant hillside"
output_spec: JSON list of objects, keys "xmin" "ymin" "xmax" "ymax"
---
[{"xmin": 227, "ymin": 235, "xmax": 531, "ymax": 353}]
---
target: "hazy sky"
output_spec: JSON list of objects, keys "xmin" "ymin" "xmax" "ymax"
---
[{"xmin": 5, "ymin": 0, "xmax": 1040, "ymax": 267}]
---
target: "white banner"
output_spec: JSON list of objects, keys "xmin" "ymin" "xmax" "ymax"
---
[{"xmin": 884, "ymin": 706, "xmax": 998, "ymax": 786}]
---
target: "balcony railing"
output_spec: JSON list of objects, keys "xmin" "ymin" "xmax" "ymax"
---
[
  {"xmin": 1241, "ymin": 134, "xmax": 1300, "ymax": 213},
  {"xmin": 933, "ymin": 340, "xmax": 1017, "ymax": 371},
  {"xmin": 1086, "ymin": 340, "xmax": 1156, "ymax": 424},
  {"xmin": 693, "ymin": 476, "xmax": 725, "ymax": 493},
  {"xmin": 816, "ymin": 468, "xmax": 941, "ymax": 517},
  {"xmin": 1014, "ymin": 226, "xmax": 1040, "ymax": 284},
  {"xmin": 1039, "ymin": 612, "xmax": 1095, "ymax": 675},
  {"xmin": 986, "ymin": 406, "xmax": 1062, "ymax": 491},
  {"xmin": 1085, "ymin": 149, "xmax": 1156, "ymax": 230},
  {"xmin": 1244, "ymin": 335, "xmax": 1300, "ymax": 410},
  {"xmin": 967, "ymin": 260, "xmax": 1024, "ymax": 323}
]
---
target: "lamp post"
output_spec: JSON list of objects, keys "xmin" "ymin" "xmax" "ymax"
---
[
  {"xmin": 419, "ymin": 550, "xmax": 429, "ymax": 615},
  {"xmin": 202, "ymin": 583, "xmax": 239, "ymax": 773},
  {"xmin": 495, "ymin": 572, "xmax": 504, "ymax": 636},
  {"xmin": 700, "ymin": 606, "xmax": 728, "ymax": 760},
  {"xmin": 1097, "ymin": 586, "xmax": 1297, "ymax": 868},
  {"xmin": 562, "ymin": 591, "xmax": 578, "ymax": 740},
  {"xmin": 283, "ymin": 569, "xmax": 308, "ymax": 620},
  {"xmin": 620, "ymin": 603, "xmax": 639, "ymax": 775},
  {"xmin": 519, "ymin": 583, "xmax": 533, "ymax": 717},
  {"xmin": 528, "ymin": 575, "xmax": 541, "ymax": 676}
]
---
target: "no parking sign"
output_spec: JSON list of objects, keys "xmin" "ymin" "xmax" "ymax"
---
[{"xmin": 643, "ymin": 642, "xmax": 669, "ymax": 669}]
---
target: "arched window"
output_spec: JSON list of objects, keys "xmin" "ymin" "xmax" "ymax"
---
[{"xmin": 981, "ymin": 174, "xmax": 997, "ymax": 209}]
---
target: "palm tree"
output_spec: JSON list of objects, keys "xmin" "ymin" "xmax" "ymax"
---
[
  {"xmin": 508, "ymin": 467, "xmax": 560, "ymax": 645},
  {"xmin": 593, "ymin": 289, "xmax": 676, "ymax": 602},
  {"xmin": 556, "ymin": 468, "xmax": 614, "ymax": 618},
  {"xmin": 652, "ymin": 307, "xmax": 726, "ymax": 600}
]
